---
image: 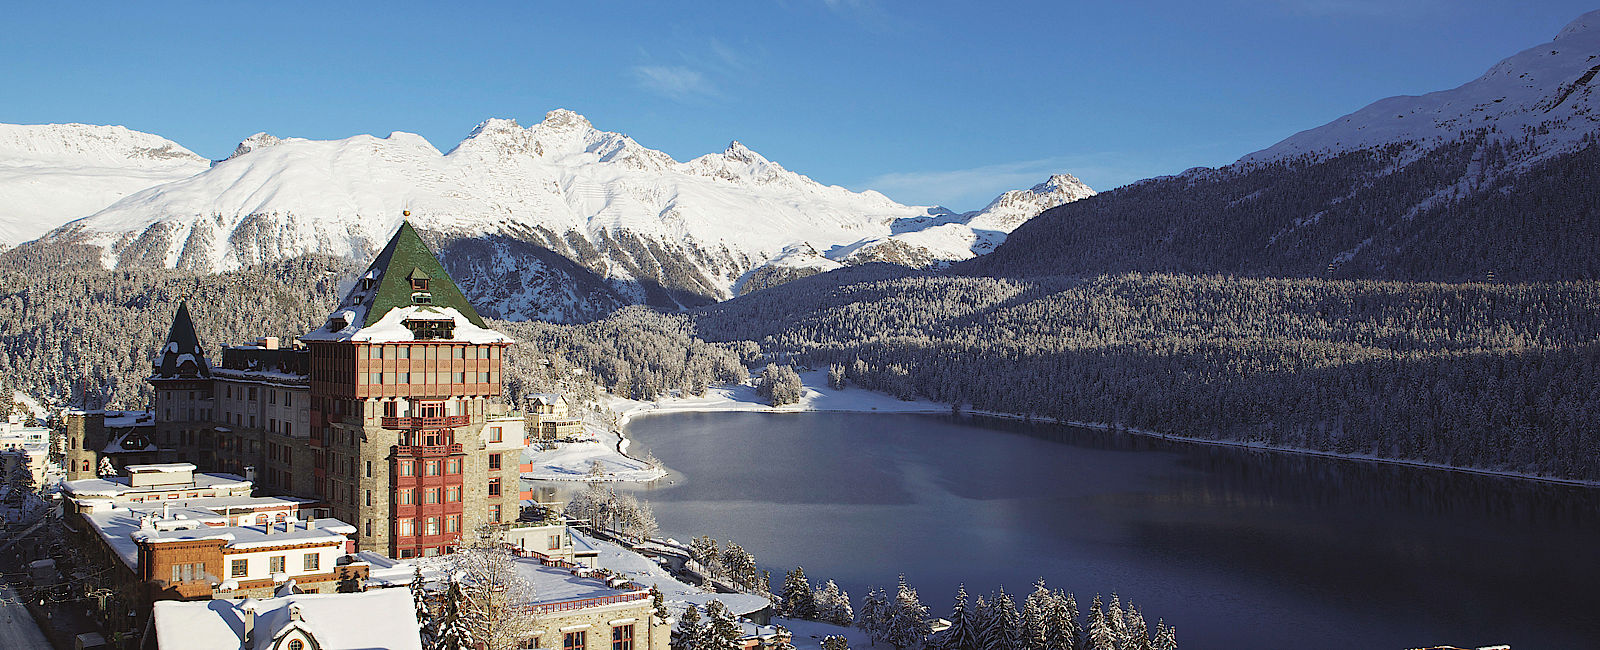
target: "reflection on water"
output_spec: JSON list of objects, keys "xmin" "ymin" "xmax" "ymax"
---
[{"xmin": 529, "ymin": 412, "xmax": 1600, "ymax": 649}]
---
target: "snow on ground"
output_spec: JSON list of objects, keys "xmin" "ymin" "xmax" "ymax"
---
[
  {"xmin": 777, "ymin": 617, "xmax": 872, "ymax": 650},
  {"xmin": 525, "ymin": 369, "xmax": 943, "ymax": 484},
  {"xmin": 576, "ymin": 531, "xmax": 699, "ymax": 600},
  {"xmin": 609, "ymin": 369, "xmax": 947, "ymax": 427}
]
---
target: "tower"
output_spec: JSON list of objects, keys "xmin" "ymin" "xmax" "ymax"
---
[
  {"xmin": 149, "ymin": 301, "xmax": 216, "ymax": 465},
  {"xmin": 301, "ymin": 221, "xmax": 519, "ymax": 557}
]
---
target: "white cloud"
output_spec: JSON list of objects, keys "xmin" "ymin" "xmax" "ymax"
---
[{"xmin": 632, "ymin": 65, "xmax": 719, "ymax": 101}]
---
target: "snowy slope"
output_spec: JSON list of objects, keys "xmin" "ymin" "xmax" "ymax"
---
[
  {"xmin": 0, "ymin": 123, "xmax": 208, "ymax": 245},
  {"xmin": 33, "ymin": 110, "xmax": 1090, "ymax": 315},
  {"xmin": 1244, "ymin": 9, "xmax": 1600, "ymax": 166}
]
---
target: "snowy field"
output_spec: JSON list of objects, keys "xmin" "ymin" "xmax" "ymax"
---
[{"xmin": 522, "ymin": 370, "xmax": 945, "ymax": 484}]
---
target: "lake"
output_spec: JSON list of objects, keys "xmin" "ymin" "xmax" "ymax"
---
[{"xmin": 537, "ymin": 411, "xmax": 1600, "ymax": 648}]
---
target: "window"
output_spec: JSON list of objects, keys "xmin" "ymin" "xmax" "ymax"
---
[
  {"xmin": 290, "ymin": 640, "xmax": 305, "ymax": 650},
  {"xmin": 372, "ymin": 372, "xmax": 384, "ymax": 385},
  {"xmin": 454, "ymin": 347, "xmax": 465, "ymax": 360},
  {"xmin": 489, "ymin": 453, "xmax": 502, "ymax": 470},
  {"xmin": 231, "ymin": 559, "xmax": 247, "ymax": 577},
  {"xmin": 613, "ymin": 625, "xmax": 633, "ymax": 650},
  {"xmin": 365, "ymin": 490, "xmax": 372, "ymax": 507},
  {"xmin": 426, "ymin": 488, "xmax": 439, "ymax": 504},
  {"xmin": 365, "ymin": 460, "xmax": 372, "ymax": 477},
  {"xmin": 399, "ymin": 489, "xmax": 414, "ymax": 505},
  {"xmin": 425, "ymin": 517, "xmax": 439, "ymax": 536},
  {"xmin": 399, "ymin": 347, "xmax": 411, "ymax": 359},
  {"xmin": 453, "ymin": 372, "xmax": 465, "ymax": 384},
  {"xmin": 284, "ymin": 393, "xmax": 292, "ymax": 407},
  {"xmin": 365, "ymin": 520, "xmax": 372, "ymax": 537},
  {"xmin": 425, "ymin": 461, "xmax": 439, "ymax": 476},
  {"xmin": 249, "ymin": 387, "xmax": 257, "ymax": 401},
  {"xmin": 270, "ymin": 390, "xmax": 277, "ymax": 405},
  {"xmin": 446, "ymin": 515, "xmax": 460, "ymax": 533},
  {"xmin": 384, "ymin": 401, "xmax": 397, "ymax": 418},
  {"xmin": 480, "ymin": 372, "xmax": 492, "ymax": 383},
  {"xmin": 488, "ymin": 478, "xmax": 501, "ymax": 496},
  {"xmin": 446, "ymin": 486, "xmax": 461, "ymax": 502},
  {"xmin": 399, "ymin": 461, "xmax": 414, "ymax": 477},
  {"xmin": 270, "ymin": 556, "xmax": 286, "ymax": 574},
  {"xmin": 564, "ymin": 631, "xmax": 586, "ymax": 650},
  {"xmin": 446, "ymin": 459, "xmax": 461, "ymax": 474},
  {"xmin": 371, "ymin": 346, "xmax": 384, "ymax": 360},
  {"xmin": 399, "ymin": 518, "xmax": 414, "ymax": 536},
  {"xmin": 411, "ymin": 277, "xmax": 429, "ymax": 291},
  {"xmin": 488, "ymin": 427, "xmax": 502, "ymax": 443},
  {"xmin": 303, "ymin": 553, "xmax": 320, "ymax": 571},
  {"xmin": 549, "ymin": 534, "xmax": 562, "ymax": 550},
  {"xmin": 399, "ymin": 372, "xmax": 410, "ymax": 384},
  {"xmin": 489, "ymin": 505, "xmax": 502, "ymax": 523}
]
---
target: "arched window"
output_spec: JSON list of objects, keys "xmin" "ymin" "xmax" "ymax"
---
[
  {"xmin": 257, "ymin": 514, "xmax": 269, "ymax": 525},
  {"xmin": 288, "ymin": 640, "xmax": 305, "ymax": 650}
]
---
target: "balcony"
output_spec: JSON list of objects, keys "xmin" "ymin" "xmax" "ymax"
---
[
  {"xmin": 394, "ymin": 443, "xmax": 463, "ymax": 456},
  {"xmin": 381, "ymin": 415, "xmax": 470, "ymax": 430}
]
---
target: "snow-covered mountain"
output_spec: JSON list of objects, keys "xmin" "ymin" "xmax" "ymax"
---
[
  {"xmin": 1244, "ymin": 9, "xmax": 1600, "ymax": 168},
  {"xmin": 0, "ymin": 123, "xmax": 208, "ymax": 246},
  {"xmin": 976, "ymin": 10, "xmax": 1600, "ymax": 282},
  {"xmin": 24, "ymin": 109, "xmax": 1089, "ymax": 318}
]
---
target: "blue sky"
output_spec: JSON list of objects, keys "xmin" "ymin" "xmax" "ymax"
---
[{"xmin": 1, "ymin": 1, "xmax": 1593, "ymax": 210}]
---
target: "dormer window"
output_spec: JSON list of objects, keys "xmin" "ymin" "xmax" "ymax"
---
[
  {"xmin": 405, "ymin": 319, "xmax": 453, "ymax": 340},
  {"xmin": 409, "ymin": 268, "xmax": 430, "ymax": 291},
  {"xmin": 412, "ymin": 292, "xmax": 432, "ymax": 304}
]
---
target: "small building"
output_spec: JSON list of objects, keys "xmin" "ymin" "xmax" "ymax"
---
[
  {"xmin": 526, "ymin": 394, "xmax": 583, "ymax": 441},
  {"xmin": 151, "ymin": 588, "xmax": 421, "ymax": 650},
  {"xmin": 61, "ymin": 463, "xmax": 252, "ymax": 514}
]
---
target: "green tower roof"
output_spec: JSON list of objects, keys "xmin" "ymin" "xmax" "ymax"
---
[{"xmin": 359, "ymin": 221, "xmax": 487, "ymax": 328}]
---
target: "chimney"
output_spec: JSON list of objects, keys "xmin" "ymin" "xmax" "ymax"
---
[
  {"xmin": 306, "ymin": 518, "xmax": 316, "ymax": 530},
  {"xmin": 240, "ymin": 599, "xmax": 258, "ymax": 645},
  {"xmin": 263, "ymin": 337, "xmax": 279, "ymax": 350},
  {"xmin": 243, "ymin": 465, "xmax": 256, "ymax": 483}
]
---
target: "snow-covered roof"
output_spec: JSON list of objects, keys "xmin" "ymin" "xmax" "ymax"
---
[
  {"xmin": 152, "ymin": 588, "xmax": 422, "ymax": 650},
  {"xmin": 128, "ymin": 463, "xmax": 197, "ymax": 473},
  {"xmin": 677, "ymin": 593, "xmax": 772, "ymax": 618},
  {"xmin": 516, "ymin": 559, "xmax": 645, "ymax": 607},
  {"xmin": 300, "ymin": 304, "xmax": 511, "ymax": 344},
  {"xmin": 528, "ymin": 393, "xmax": 567, "ymax": 406},
  {"xmin": 63, "ymin": 471, "xmax": 251, "ymax": 499},
  {"xmin": 299, "ymin": 221, "xmax": 512, "ymax": 345},
  {"xmin": 104, "ymin": 410, "xmax": 155, "ymax": 428},
  {"xmin": 84, "ymin": 504, "xmax": 228, "ymax": 568}
]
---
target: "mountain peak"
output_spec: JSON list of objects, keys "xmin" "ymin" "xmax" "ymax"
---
[
  {"xmin": 1555, "ymin": 9, "xmax": 1600, "ymax": 40},
  {"xmin": 224, "ymin": 132, "xmax": 282, "ymax": 162},
  {"xmin": 724, "ymin": 140, "xmax": 768, "ymax": 164},
  {"xmin": 466, "ymin": 118, "xmax": 523, "ymax": 138},
  {"xmin": 541, "ymin": 109, "xmax": 593, "ymax": 131}
]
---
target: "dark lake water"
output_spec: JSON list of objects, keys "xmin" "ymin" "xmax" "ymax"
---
[{"xmin": 541, "ymin": 411, "xmax": 1600, "ymax": 649}]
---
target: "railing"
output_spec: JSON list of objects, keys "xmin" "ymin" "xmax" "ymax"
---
[
  {"xmin": 381, "ymin": 415, "xmax": 470, "ymax": 430},
  {"xmin": 393, "ymin": 444, "xmax": 463, "ymax": 456},
  {"xmin": 524, "ymin": 590, "xmax": 651, "ymax": 615}
]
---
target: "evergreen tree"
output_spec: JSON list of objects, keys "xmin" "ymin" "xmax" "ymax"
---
[
  {"xmin": 705, "ymin": 600, "xmax": 745, "ymax": 650},
  {"xmin": 1152, "ymin": 620, "xmax": 1178, "ymax": 650},
  {"xmin": 781, "ymin": 566, "xmax": 817, "ymax": 619},
  {"xmin": 883, "ymin": 575, "xmax": 931, "ymax": 650},
  {"xmin": 1020, "ymin": 581, "xmax": 1050, "ymax": 650},
  {"xmin": 1086, "ymin": 596, "xmax": 1115, "ymax": 650},
  {"xmin": 1106, "ymin": 594, "xmax": 1126, "ymax": 641},
  {"xmin": 978, "ymin": 588, "xmax": 1020, "ymax": 650},
  {"xmin": 411, "ymin": 567, "xmax": 433, "ymax": 649},
  {"xmin": 434, "ymin": 579, "xmax": 479, "ymax": 650},
  {"xmin": 673, "ymin": 604, "xmax": 704, "ymax": 650},
  {"xmin": 858, "ymin": 586, "xmax": 891, "ymax": 646},
  {"xmin": 928, "ymin": 584, "xmax": 978, "ymax": 650},
  {"xmin": 823, "ymin": 636, "xmax": 850, "ymax": 650},
  {"xmin": 1124, "ymin": 606, "xmax": 1151, "ymax": 650},
  {"xmin": 652, "ymin": 586, "xmax": 670, "ymax": 623},
  {"xmin": 1044, "ymin": 591, "xmax": 1079, "ymax": 650},
  {"xmin": 815, "ymin": 580, "xmax": 854, "ymax": 626}
]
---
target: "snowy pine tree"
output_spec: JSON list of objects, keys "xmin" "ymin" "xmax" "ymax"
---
[
  {"xmin": 1044, "ymin": 591, "xmax": 1079, "ymax": 650},
  {"xmin": 781, "ymin": 567, "xmax": 817, "ymax": 619},
  {"xmin": 1107, "ymin": 594, "xmax": 1126, "ymax": 643},
  {"xmin": 705, "ymin": 600, "xmax": 745, "ymax": 650},
  {"xmin": 858, "ymin": 586, "xmax": 890, "ymax": 646},
  {"xmin": 1124, "ymin": 606, "xmax": 1152, "ymax": 650},
  {"xmin": 883, "ymin": 575, "xmax": 931, "ymax": 650},
  {"xmin": 978, "ymin": 588, "xmax": 1020, "ymax": 650},
  {"xmin": 815, "ymin": 580, "xmax": 854, "ymax": 626},
  {"xmin": 433, "ymin": 579, "xmax": 479, "ymax": 650},
  {"xmin": 411, "ymin": 567, "xmax": 434, "ymax": 649},
  {"xmin": 673, "ymin": 604, "xmax": 704, "ymax": 650},
  {"xmin": 1152, "ymin": 620, "xmax": 1178, "ymax": 650},
  {"xmin": 1020, "ymin": 581, "xmax": 1050, "ymax": 650},
  {"xmin": 928, "ymin": 584, "xmax": 979, "ymax": 650},
  {"xmin": 1086, "ymin": 595, "xmax": 1116, "ymax": 650},
  {"xmin": 822, "ymin": 635, "xmax": 850, "ymax": 650}
]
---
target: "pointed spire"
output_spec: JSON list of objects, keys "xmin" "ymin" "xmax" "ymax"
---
[{"xmin": 152, "ymin": 300, "xmax": 212, "ymax": 379}]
